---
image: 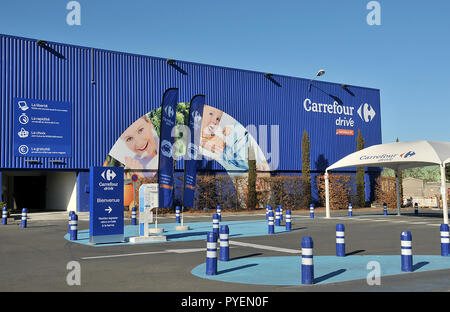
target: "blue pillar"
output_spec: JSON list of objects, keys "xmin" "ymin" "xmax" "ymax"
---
[
  {"xmin": 440, "ymin": 224, "xmax": 449, "ymax": 256},
  {"xmin": 212, "ymin": 213, "xmax": 219, "ymax": 239},
  {"xmin": 69, "ymin": 213, "xmax": 78, "ymax": 241},
  {"xmin": 206, "ymin": 232, "xmax": 218, "ymax": 275},
  {"xmin": 310, "ymin": 204, "xmax": 314, "ymax": 219},
  {"xmin": 383, "ymin": 203, "xmax": 387, "ymax": 216},
  {"xmin": 401, "ymin": 231, "xmax": 413, "ymax": 272},
  {"xmin": 348, "ymin": 203, "xmax": 353, "ymax": 217},
  {"xmin": 2, "ymin": 207, "xmax": 7, "ymax": 225},
  {"xmin": 414, "ymin": 203, "xmax": 418, "ymax": 216},
  {"xmin": 301, "ymin": 237, "xmax": 314, "ymax": 285},
  {"xmin": 217, "ymin": 205, "xmax": 221, "ymax": 222},
  {"xmin": 175, "ymin": 206, "xmax": 181, "ymax": 223},
  {"xmin": 336, "ymin": 224, "xmax": 345, "ymax": 257},
  {"xmin": 285, "ymin": 209, "xmax": 292, "ymax": 231},
  {"xmin": 219, "ymin": 225, "xmax": 229, "ymax": 261},
  {"xmin": 21, "ymin": 208, "xmax": 27, "ymax": 228},
  {"xmin": 275, "ymin": 207, "xmax": 281, "ymax": 226},
  {"xmin": 266, "ymin": 205, "xmax": 272, "ymax": 220},
  {"xmin": 279, "ymin": 205, "xmax": 283, "ymax": 221},
  {"xmin": 68, "ymin": 211, "xmax": 75, "ymax": 232},
  {"xmin": 268, "ymin": 211, "xmax": 275, "ymax": 234},
  {"xmin": 131, "ymin": 206, "xmax": 137, "ymax": 225}
]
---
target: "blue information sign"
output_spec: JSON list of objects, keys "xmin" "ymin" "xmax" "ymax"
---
[
  {"xmin": 13, "ymin": 98, "xmax": 71, "ymax": 157},
  {"xmin": 89, "ymin": 166, "xmax": 124, "ymax": 244}
]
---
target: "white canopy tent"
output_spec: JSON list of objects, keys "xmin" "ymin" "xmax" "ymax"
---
[{"xmin": 324, "ymin": 140, "xmax": 450, "ymax": 224}]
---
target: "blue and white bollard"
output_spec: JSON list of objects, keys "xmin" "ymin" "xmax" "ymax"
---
[
  {"xmin": 2, "ymin": 207, "xmax": 7, "ymax": 225},
  {"xmin": 440, "ymin": 224, "xmax": 449, "ymax": 256},
  {"xmin": 285, "ymin": 209, "xmax": 292, "ymax": 231},
  {"xmin": 68, "ymin": 211, "xmax": 75, "ymax": 232},
  {"xmin": 336, "ymin": 224, "xmax": 345, "ymax": 257},
  {"xmin": 212, "ymin": 213, "xmax": 220, "ymax": 239},
  {"xmin": 69, "ymin": 213, "xmax": 78, "ymax": 241},
  {"xmin": 219, "ymin": 225, "xmax": 229, "ymax": 261},
  {"xmin": 401, "ymin": 231, "xmax": 413, "ymax": 272},
  {"xmin": 268, "ymin": 211, "xmax": 275, "ymax": 234},
  {"xmin": 383, "ymin": 203, "xmax": 387, "ymax": 216},
  {"xmin": 279, "ymin": 205, "xmax": 283, "ymax": 222},
  {"xmin": 266, "ymin": 205, "xmax": 272, "ymax": 220},
  {"xmin": 21, "ymin": 208, "xmax": 27, "ymax": 228},
  {"xmin": 348, "ymin": 203, "xmax": 353, "ymax": 217},
  {"xmin": 131, "ymin": 206, "xmax": 137, "ymax": 225},
  {"xmin": 275, "ymin": 207, "xmax": 281, "ymax": 226},
  {"xmin": 310, "ymin": 204, "xmax": 314, "ymax": 219},
  {"xmin": 175, "ymin": 206, "xmax": 181, "ymax": 223},
  {"xmin": 414, "ymin": 203, "xmax": 418, "ymax": 216},
  {"xmin": 301, "ymin": 237, "xmax": 314, "ymax": 285},
  {"xmin": 206, "ymin": 232, "xmax": 218, "ymax": 275},
  {"xmin": 217, "ymin": 205, "xmax": 222, "ymax": 222}
]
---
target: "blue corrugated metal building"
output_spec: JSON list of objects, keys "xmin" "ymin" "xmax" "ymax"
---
[{"xmin": 0, "ymin": 34, "xmax": 382, "ymax": 212}]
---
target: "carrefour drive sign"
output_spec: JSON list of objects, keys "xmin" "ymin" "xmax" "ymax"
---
[{"xmin": 89, "ymin": 166, "xmax": 124, "ymax": 244}]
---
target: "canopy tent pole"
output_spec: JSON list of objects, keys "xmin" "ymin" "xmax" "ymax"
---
[
  {"xmin": 325, "ymin": 171, "xmax": 330, "ymax": 218},
  {"xmin": 440, "ymin": 164, "xmax": 448, "ymax": 225},
  {"xmin": 395, "ymin": 171, "xmax": 401, "ymax": 216}
]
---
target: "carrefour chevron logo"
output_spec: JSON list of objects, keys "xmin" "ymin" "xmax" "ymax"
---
[
  {"xmin": 357, "ymin": 103, "xmax": 376, "ymax": 123},
  {"xmin": 400, "ymin": 151, "xmax": 416, "ymax": 158}
]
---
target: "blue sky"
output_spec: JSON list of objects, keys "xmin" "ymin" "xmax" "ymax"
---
[{"xmin": 1, "ymin": 0, "xmax": 449, "ymax": 143}]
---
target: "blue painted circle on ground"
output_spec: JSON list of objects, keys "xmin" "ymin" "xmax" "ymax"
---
[
  {"xmin": 64, "ymin": 219, "xmax": 290, "ymax": 247},
  {"xmin": 191, "ymin": 255, "xmax": 450, "ymax": 286}
]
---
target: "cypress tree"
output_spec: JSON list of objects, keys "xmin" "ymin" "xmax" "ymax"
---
[
  {"xmin": 247, "ymin": 146, "xmax": 257, "ymax": 210},
  {"xmin": 356, "ymin": 130, "xmax": 365, "ymax": 207},
  {"xmin": 302, "ymin": 131, "xmax": 311, "ymax": 207}
]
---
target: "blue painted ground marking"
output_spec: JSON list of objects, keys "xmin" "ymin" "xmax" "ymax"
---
[
  {"xmin": 64, "ymin": 219, "xmax": 289, "ymax": 247},
  {"xmin": 191, "ymin": 255, "xmax": 450, "ymax": 286}
]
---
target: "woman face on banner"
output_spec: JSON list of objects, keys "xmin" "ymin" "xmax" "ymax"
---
[{"xmin": 121, "ymin": 115, "xmax": 158, "ymax": 159}]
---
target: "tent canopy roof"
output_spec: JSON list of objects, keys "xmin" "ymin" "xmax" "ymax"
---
[{"xmin": 326, "ymin": 140, "xmax": 450, "ymax": 171}]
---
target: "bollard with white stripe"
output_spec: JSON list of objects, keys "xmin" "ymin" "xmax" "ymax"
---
[
  {"xmin": 440, "ymin": 224, "xmax": 449, "ymax": 256},
  {"xmin": 275, "ymin": 207, "xmax": 281, "ymax": 226},
  {"xmin": 285, "ymin": 209, "xmax": 292, "ymax": 231},
  {"xmin": 268, "ymin": 211, "xmax": 275, "ymax": 234},
  {"xmin": 68, "ymin": 211, "xmax": 75, "ymax": 232},
  {"xmin": 279, "ymin": 205, "xmax": 283, "ymax": 222},
  {"xmin": 212, "ymin": 213, "xmax": 220, "ymax": 239},
  {"xmin": 266, "ymin": 205, "xmax": 272, "ymax": 221},
  {"xmin": 219, "ymin": 225, "xmax": 229, "ymax": 261},
  {"xmin": 69, "ymin": 213, "xmax": 78, "ymax": 240},
  {"xmin": 2, "ymin": 207, "xmax": 7, "ymax": 225},
  {"xmin": 21, "ymin": 208, "xmax": 27, "ymax": 228},
  {"xmin": 348, "ymin": 203, "xmax": 353, "ymax": 217},
  {"xmin": 401, "ymin": 231, "xmax": 413, "ymax": 272},
  {"xmin": 310, "ymin": 204, "xmax": 314, "ymax": 219},
  {"xmin": 336, "ymin": 224, "xmax": 345, "ymax": 257},
  {"xmin": 206, "ymin": 232, "xmax": 218, "ymax": 275},
  {"xmin": 414, "ymin": 203, "xmax": 418, "ymax": 216},
  {"xmin": 301, "ymin": 237, "xmax": 314, "ymax": 285},
  {"xmin": 217, "ymin": 205, "xmax": 222, "ymax": 222},
  {"xmin": 175, "ymin": 206, "xmax": 181, "ymax": 223},
  {"xmin": 131, "ymin": 206, "xmax": 137, "ymax": 225},
  {"xmin": 383, "ymin": 203, "xmax": 387, "ymax": 216}
]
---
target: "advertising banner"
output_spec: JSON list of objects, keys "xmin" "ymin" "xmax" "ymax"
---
[
  {"xmin": 183, "ymin": 94, "xmax": 205, "ymax": 208},
  {"xmin": 89, "ymin": 166, "xmax": 124, "ymax": 244},
  {"xmin": 13, "ymin": 98, "xmax": 71, "ymax": 157},
  {"xmin": 158, "ymin": 88, "xmax": 179, "ymax": 208}
]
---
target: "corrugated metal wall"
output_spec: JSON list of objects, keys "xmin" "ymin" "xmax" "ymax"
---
[{"xmin": 0, "ymin": 34, "xmax": 382, "ymax": 172}]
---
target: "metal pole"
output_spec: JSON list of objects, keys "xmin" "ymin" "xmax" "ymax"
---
[
  {"xmin": 325, "ymin": 171, "xmax": 330, "ymax": 218},
  {"xmin": 440, "ymin": 164, "xmax": 448, "ymax": 225},
  {"xmin": 395, "ymin": 171, "xmax": 401, "ymax": 216}
]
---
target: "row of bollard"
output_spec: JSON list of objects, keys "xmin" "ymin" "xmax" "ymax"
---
[
  {"xmin": 2, "ymin": 207, "xmax": 28, "ymax": 228},
  {"xmin": 206, "ymin": 216, "xmax": 230, "ymax": 275}
]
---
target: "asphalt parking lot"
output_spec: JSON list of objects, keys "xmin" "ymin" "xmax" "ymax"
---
[{"xmin": 1, "ymin": 207, "xmax": 449, "ymax": 293}]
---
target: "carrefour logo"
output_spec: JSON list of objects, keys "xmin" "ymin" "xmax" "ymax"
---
[
  {"xmin": 400, "ymin": 151, "xmax": 416, "ymax": 158},
  {"xmin": 357, "ymin": 103, "xmax": 376, "ymax": 123}
]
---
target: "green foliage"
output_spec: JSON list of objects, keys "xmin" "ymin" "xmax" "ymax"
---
[
  {"xmin": 382, "ymin": 166, "xmax": 441, "ymax": 182},
  {"xmin": 301, "ymin": 131, "xmax": 311, "ymax": 207},
  {"xmin": 356, "ymin": 130, "xmax": 365, "ymax": 207}
]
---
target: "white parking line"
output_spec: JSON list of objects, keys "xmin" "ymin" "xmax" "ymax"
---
[{"xmin": 229, "ymin": 241, "xmax": 301, "ymax": 254}]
